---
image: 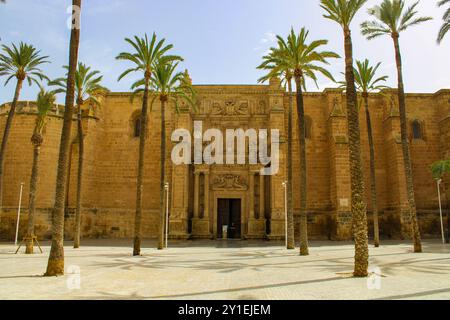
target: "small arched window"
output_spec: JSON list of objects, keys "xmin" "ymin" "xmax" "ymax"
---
[
  {"xmin": 134, "ymin": 117, "xmax": 141, "ymax": 138},
  {"xmin": 411, "ymin": 120, "xmax": 423, "ymax": 140},
  {"xmin": 305, "ymin": 116, "xmax": 312, "ymax": 140}
]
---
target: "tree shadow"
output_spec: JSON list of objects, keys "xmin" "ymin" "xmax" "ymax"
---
[
  {"xmin": 77, "ymin": 276, "xmax": 346, "ymax": 300},
  {"xmin": 148, "ymin": 276, "xmax": 345, "ymax": 299},
  {"xmin": 372, "ymin": 287, "xmax": 450, "ymax": 300},
  {"xmin": 0, "ymin": 274, "xmax": 43, "ymax": 279}
]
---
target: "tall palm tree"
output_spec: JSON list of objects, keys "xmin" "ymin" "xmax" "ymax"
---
[
  {"xmin": 258, "ymin": 52, "xmax": 296, "ymax": 250},
  {"xmin": 431, "ymin": 159, "xmax": 450, "ymax": 243},
  {"xmin": 0, "ymin": 42, "xmax": 49, "ymax": 217},
  {"xmin": 45, "ymin": 0, "xmax": 82, "ymax": 277},
  {"xmin": 320, "ymin": 0, "xmax": 370, "ymax": 277},
  {"xmin": 150, "ymin": 62, "xmax": 196, "ymax": 250},
  {"xmin": 344, "ymin": 59, "xmax": 388, "ymax": 247},
  {"xmin": 116, "ymin": 33, "xmax": 181, "ymax": 256},
  {"xmin": 257, "ymin": 29, "xmax": 339, "ymax": 255},
  {"xmin": 50, "ymin": 62, "xmax": 107, "ymax": 249},
  {"xmin": 361, "ymin": 0, "xmax": 432, "ymax": 253},
  {"xmin": 438, "ymin": 0, "xmax": 449, "ymax": 43},
  {"xmin": 26, "ymin": 89, "xmax": 55, "ymax": 254}
]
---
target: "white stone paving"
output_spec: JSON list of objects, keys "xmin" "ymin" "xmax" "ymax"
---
[{"xmin": 0, "ymin": 240, "xmax": 449, "ymax": 300}]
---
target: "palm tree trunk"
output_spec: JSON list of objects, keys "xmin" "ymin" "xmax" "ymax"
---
[
  {"xmin": 158, "ymin": 98, "xmax": 167, "ymax": 250},
  {"xmin": 363, "ymin": 93, "xmax": 380, "ymax": 247},
  {"xmin": 26, "ymin": 139, "xmax": 41, "ymax": 254},
  {"xmin": 294, "ymin": 73, "xmax": 309, "ymax": 256},
  {"xmin": 442, "ymin": 183, "xmax": 449, "ymax": 243},
  {"xmin": 392, "ymin": 34, "xmax": 422, "ymax": 253},
  {"xmin": 74, "ymin": 106, "xmax": 83, "ymax": 249},
  {"xmin": 0, "ymin": 78, "xmax": 23, "ymax": 217},
  {"xmin": 45, "ymin": 0, "xmax": 81, "ymax": 276},
  {"xmin": 287, "ymin": 78, "xmax": 295, "ymax": 250},
  {"xmin": 133, "ymin": 81, "xmax": 150, "ymax": 256},
  {"xmin": 343, "ymin": 28, "xmax": 369, "ymax": 277}
]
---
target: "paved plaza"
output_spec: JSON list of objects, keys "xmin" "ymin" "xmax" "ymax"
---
[{"xmin": 0, "ymin": 240, "xmax": 449, "ymax": 300}]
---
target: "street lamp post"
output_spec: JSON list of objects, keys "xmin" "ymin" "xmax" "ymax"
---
[
  {"xmin": 282, "ymin": 181, "xmax": 287, "ymax": 249},
  {"xmin": 164, "ymin": 182, "xmax": 169, "ymax": 249},
  {"xmin": 15, "ymin": 182, "xmax": 25, "ymax": 247},
  {"xmin": 436, "ymin": 179, "xmax": 445, "ymax": 244}
]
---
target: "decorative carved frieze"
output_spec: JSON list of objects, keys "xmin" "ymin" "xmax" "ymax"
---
[
  {"xmin": 257, "ymin": 100, "xmax": 267, "ymax": 114},
  {"xmin": 212, "ymin": 174, "xmax": 248, "ymax": 190},
  {"xmin": 211, "ymin": 99, "xmax": 249, "ymax": 116}
]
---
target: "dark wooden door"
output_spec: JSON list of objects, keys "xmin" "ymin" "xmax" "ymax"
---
[
  {"xmin": 217, "ymin": 199, "xmax": 241, "ymax": 239},
  {"xmin": 217, "ymin": 199, "xmax": 229, "ymax": 239},
  {"xmin": 228, "ymin": 199, "xmax": 241, "ymax": 239}
]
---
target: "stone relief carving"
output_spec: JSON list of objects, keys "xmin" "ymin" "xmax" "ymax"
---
[
  {"xmin": 211, "ymin": 99, "xmax": 249, "ymax": 116},
  {"xmin": 257, "ymin": 100, "xmax": 266, "ymax": 114},
  {"xmin": 389, "ymin": 95, "xmax": 400, "ymax": 117},
  {"xmin": 330, "ymin": 97, "xmax": 345, "ymax": 116},
  {"xmin": 212, "ymin": 174, "xmax": 248, "ymax": 190}
]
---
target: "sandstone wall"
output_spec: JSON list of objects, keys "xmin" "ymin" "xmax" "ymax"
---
[{"xmin": 0, "ymin": 87, "xmax": 448, "ymax": 241}]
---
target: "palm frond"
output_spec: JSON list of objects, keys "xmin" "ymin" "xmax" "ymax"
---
[
  {"xmin": 362, "ymin": 0, "xmax": 432, "ymax": 40},
  {"xmin": 257, "ymin": 27, "xmax": 339, "ymax": 91},
  {"xmin": 35, "ymin": 89, "xmax": 56, "ymax": 134},
  {"xmin": 0, "ymin": 42, "xmax": 49, "ymax": 87},
  {"xmin": 116, "ymin": 33, "xmax": 182, "ymax": 91},
  {"xmin": 320, "ymin": 0, "xmax": 369, "ymax": 28},
  {"xmin": 49, "ymin": 62, "xmax": 107, "ymax": 106}
]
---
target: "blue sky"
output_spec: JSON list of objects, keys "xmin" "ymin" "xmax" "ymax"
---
[{"xmin": 0, "ymin": 0, "xmax": 448, "ymax": 104}]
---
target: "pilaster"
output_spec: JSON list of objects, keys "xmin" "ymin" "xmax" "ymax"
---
[
  {"xmin": 169, "ymin": 106, "xmax": 192, "ymax": 239},
  {"xmin": 325, "ymin": 89, "xmax": 352, "ymax": 240},
  {"xmin": 267, "ymin": 83, "xmax": 287, "ymax": 240},
  {"xmin": 381, "ymin": 91, "xmax": 409, "ymax": 238},
  {"xmin": 191, "ymin": 165, "xmax": 212, "ymax": 238}
]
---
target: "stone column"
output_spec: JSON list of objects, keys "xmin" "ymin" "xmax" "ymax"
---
[
  {"xmin": 259, "ymin": 174, "xmax": 265, "ymax": 220},
  {"xmin": 192, "ymin": 167, "xmax": 211, "ymax": 238},
  {"xmin": 193, "ymin": 171, "xmax": 200, "ymax": 219},
  {"xmin": 247, "ymin": 167, "xmax": 267, "ymax": 239},
  {"xmin": 249, "ymin": 172, "xmax": 255, "ymax": 219},
  {"xmin": 266, "ymin": 89, "xmax": 286, "ymax": 240},
  {"xmin": 204, "ymin": 172, "xmax": 210, "ymax": 219}
]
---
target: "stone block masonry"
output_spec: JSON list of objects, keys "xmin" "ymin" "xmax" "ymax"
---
[{"xmin": 0, "ymin": 86, "xmax": 449, "ymax": 241}]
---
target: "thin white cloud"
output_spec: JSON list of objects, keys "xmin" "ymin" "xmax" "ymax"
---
[
  {"xmin": 260, "ymin": 32, "xmax": 276, "ymax": 44},
  {"xmin": 254, "ymin": 31, "xmax": 277, "ymax": 56}
]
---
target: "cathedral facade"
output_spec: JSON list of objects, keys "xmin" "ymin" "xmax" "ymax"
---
[{"xmin": 0, "ymin": 78, "xmax": 449, "ymax": 241}]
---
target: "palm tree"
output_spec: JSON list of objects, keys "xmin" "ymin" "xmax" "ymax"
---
[
  {"xmin": 431, "ymin": 159, "xmax": 450, "ymax": 243},
  {"xmin": 438, "ymin": 0, "xmax": 449, "ymax": 43},
  {"xmin": 26, "ymin": 89, "xmax": 55, "ymax": 254},
  {"xmin": 0, "ymin": 42, "xmax": 49, "ymax": 217},
  {"xmin": 257, "ymin": 28, "xmax": 339, "ymax": 255},
  {"xmin": 361, "ymin": 0, "xmax": 432, "ymax": 253},
  {"xmin": 320, "ymin": 0, "xmax": 370, "ymax": 277},
  {"xmin": 116, "ymin": 33, "xmax": 181, "ymax": 256},
  {"xmin": 431, "ymin": 159, "xmax": 450, "ymax": 180},
  {"xmin": 45, "ymin": 0, "xmax": 82, "ymax": 277},
  {"xmin": 258, "ymin": 51, "xmax": 296, "ymax": 250},
  {"xmin": 345, "ymin": 59, "xmax": 388, "ymax": 247},
  {"xmin": 50, "ymin": 62, "xmax": 107, "ymax": 249},
  {"xmin": 150, "ymin": 62, "xmax": 196, "ymax": 250}
]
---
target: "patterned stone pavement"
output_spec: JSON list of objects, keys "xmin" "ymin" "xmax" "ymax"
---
[{"xmin": 0, "ymin": 240, "xmax": 449, "ymax": 300}]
